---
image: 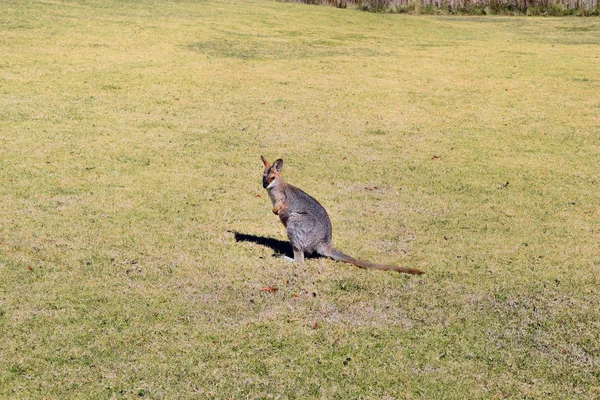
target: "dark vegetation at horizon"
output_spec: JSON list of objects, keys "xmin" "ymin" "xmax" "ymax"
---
[{"xmin": 281, "ymin": 0, "xmax": 600, "ymax": 15}]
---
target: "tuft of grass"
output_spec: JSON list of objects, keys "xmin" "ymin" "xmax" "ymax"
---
[{"xmin": 1, "ymin": 0, "xmax": 600, "ymax": 398}]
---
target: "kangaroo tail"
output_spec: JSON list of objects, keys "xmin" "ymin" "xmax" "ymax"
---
[{"xmin": 318, "ymin": 244, "xmax": 424, "ymax": 275}]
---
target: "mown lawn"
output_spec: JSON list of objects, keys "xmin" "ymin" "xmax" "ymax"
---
[{"xmin": 1, "ymin": 0, "xmax": 599, "ymax": 398}]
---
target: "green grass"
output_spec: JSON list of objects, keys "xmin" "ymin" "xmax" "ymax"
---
[{"xmin": 1, "ymin": 0, "xmax": 600, "ymax": 398}]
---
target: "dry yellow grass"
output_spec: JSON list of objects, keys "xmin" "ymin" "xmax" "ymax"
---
[{"xmin": 1, "ymin": 0, "xmax": 599, "ymax": 398}]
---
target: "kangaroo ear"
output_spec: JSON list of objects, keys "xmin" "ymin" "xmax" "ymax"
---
[
  {"xmin": 260, "ymin": 155, "xmax": 271, "ymax": 168},
  {"xmin": 273, "ymin": 159, "xmax": 284, "ymax": 172}
]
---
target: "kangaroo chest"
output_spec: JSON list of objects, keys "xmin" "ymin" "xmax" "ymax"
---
[
  {"xmin": 267, "ymin": 189, "xmax": 284, "ymax": 207},
  {"xmin": 267, "ymin": 188, "xmax": 290, "ymax": 225}
]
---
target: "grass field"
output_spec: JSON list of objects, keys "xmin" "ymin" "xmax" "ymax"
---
[{"xmin": 1, "ymin": 0, "xmax": 600, "ymax": 398}]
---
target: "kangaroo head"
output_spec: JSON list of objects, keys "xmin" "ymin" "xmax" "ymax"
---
[{"xmin": 261, "ymin": 156, "xmax": 283, "ymax": 189}]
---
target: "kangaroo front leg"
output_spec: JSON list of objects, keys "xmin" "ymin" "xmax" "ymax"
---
[
  {"xmin": 272, "ymin": 200, "xmax": 285, "ymax": 215},
  {"xmin": 293, "ymin": 248, "xmax": 305, "ymax": 265}
]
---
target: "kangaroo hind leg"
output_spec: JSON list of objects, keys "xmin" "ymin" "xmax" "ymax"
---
[{"xmin": 293, "ymin": 247, "xmax": 305, "ymax": 265}]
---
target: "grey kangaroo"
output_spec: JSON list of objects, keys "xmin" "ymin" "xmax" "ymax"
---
[{"xmin": 261, "ymin": 156, "xmax": 423, "ymax": 275}]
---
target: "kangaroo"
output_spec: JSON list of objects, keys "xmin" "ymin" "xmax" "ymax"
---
[{"xmin": 261, "ymin": 156, "xmax": 423, "ymax": 275}]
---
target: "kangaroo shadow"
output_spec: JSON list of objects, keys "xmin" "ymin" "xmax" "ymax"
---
[{"xmin": 232, "ymin": 231, "xmax": 321, "ymax": 259}]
